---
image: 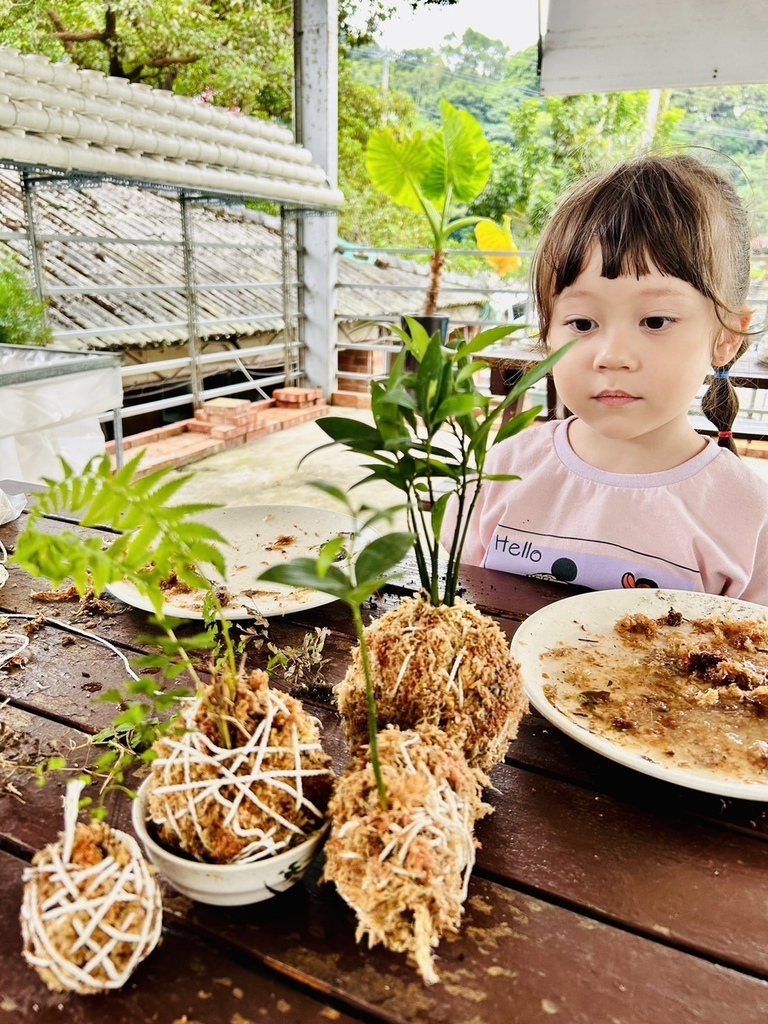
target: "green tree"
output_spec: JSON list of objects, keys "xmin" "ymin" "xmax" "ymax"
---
[
  {"xmin": 441, "ymin": 27, "xmax": 511, "ymax": 80},
  {"xmin": 472, "ymin": 92, "xmax": 685, "ymax": 240},
  {"xmin": 0, "ymin": 0, "xmax": 295, "ymax": 118},
  {"xmin": 337, "ymin": 67, "xmax": 425, "ymax": 243}
]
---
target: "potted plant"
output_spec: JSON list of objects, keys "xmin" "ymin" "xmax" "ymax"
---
[
  {"xmin": 321, "ymin": 323, "xmax": 569, "ymax": 771},
  {"xmin": 366, "ymin": 99, "xmax": 517, "ymax": 330},
  {"xmin": 259, "ymin": 491, "xmax": 490, "ymax": 984},
  {"xmin": 12, "ymin": 455, "xmax": 336, "ymax": 906},
  {"xmin": 262, "ymin": 327, "xmax": 569, "ymax": 982}
]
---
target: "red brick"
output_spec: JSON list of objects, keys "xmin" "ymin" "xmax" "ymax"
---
[
  {"xmin": 273, "ymin": 386, "xmax": 324, "ymax": 407},
  {"xmin": 331, "ymin": 391, "xmax": 373, "ymax": 409},
  {"xmin": 209, "ymin": 423, "xmax": 246, "ymax": 441},
  {"xmin": 201, "ymin": 397, "xmax": 253, "ymax": 421}
]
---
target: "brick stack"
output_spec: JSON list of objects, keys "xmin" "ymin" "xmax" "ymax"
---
[
  {"xmin": 258, "ymin": 387, "xmax": 327, "ymax": 431},
  {"xmin": 107, "ymin": 388, "xmax": 329, "ymax": 476},
  {"xmin": 332, "ymin": 347, "xmax": 385, "ymax": 408}
]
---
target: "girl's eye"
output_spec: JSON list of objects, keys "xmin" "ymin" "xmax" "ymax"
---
[
  {"xmin": 566, "ymin": 318, "xmax": 596, "ymax": 334},
  {"xmin": 642, "ymin": 315, "xmax": 674, "ymax": 330}
]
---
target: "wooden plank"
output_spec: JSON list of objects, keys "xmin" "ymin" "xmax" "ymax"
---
[
  {"xmin": 6, "ymin": 641, "xmax": 768, "ymax": 978},
  {"xmin": 0, "ymin": 620, "xmax": 146, "ymax": 733},
  {"xmin": 10, "ymin": 703, "xmax": 764, "ymax": 998},
  {"xmin": 475, "ymin": 762, "xmax": 768, "ymax": 975},
  {"xmin": 164, "ymin": 867, "xmax": 768, "ymax": 1024},
  {"xmin": 506, "ymin": 711, "xmax": 768, "ymax": 837},
  {"xmin": 0, "ymin": 850, "xmax": 364, "ymax": 1024}
]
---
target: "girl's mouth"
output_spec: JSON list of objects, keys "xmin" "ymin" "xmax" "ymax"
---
[{"xmin": 595, "ymin": 391, "xmax": 638, "ymax": 407}]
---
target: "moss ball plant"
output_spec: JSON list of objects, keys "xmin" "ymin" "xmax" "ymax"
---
[
  {"xmin": 21, "ymin": 786, "xmax": 162, "ymax": 995},
  {"xmin": 323, "ymin": 725, "xmax": 490, "ymax": 984},
  {"xmin": 337, "ymin": 594, "xmax": 526, "ymax": 771},
  {"xmin": 146, "ymin": 668, "xmax": 335, "ymax": 864}
]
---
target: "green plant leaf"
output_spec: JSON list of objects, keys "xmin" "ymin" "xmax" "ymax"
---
[
  {"xmin": 354, "ymin": 532, "xmax": 415, "ymax": 588},
  {"xmin": 316, "ymin": 416, "xmax": 385, "ymax": 452},
  {"xmin": 365, "ymin": 129, "xmax": 432, "ymax": 215},
  {"xmin": 308, "ymin": 481, "xmax": 352, "ymax": 509},
  {"xmin": 430, "ymin": 492, "xmax": 452, "ymax": 547},
  {"xmin": 435, "ymin": 99, "xmax": 492, "ymax": 206},
  {"xmin": 259, "ymin": 559, "xmax": 350, "ymax": 599},
  {"xmin": 432, "ymin": 393, "xmax": 479, "ymax": 421},
  {"xmin": 495, "ymin": 406, "xmax": 542, "ymax": 444},
  {"xmin": 399, "ymin": 316, "xmax": 433, "ymax": 362},
  {"xmin": 456, "ymin": 323, "xmax": 526, "ymax": 359},
  {"xmin": 317, "ymin": 535, "xmax": 347, "ymax": 577}
]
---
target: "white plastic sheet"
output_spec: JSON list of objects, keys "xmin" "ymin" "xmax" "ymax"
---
[{"xmin": 0, "ymin": 346, "xmax": 122, "ymax": 484}]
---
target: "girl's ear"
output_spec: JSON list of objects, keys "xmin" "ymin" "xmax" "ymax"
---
[{"xmin": 712, "ymin": 310, "xmax": 752, "ymax": 367}]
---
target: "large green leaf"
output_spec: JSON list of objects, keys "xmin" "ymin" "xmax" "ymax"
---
[
  {"xmin": 420, "ymin": 100, "xmax": 492, "ymax": 207},
  {"xmin": 456, "ymin": 323, "xmax": 526, "ymax": 360},
  {"xmin": 317, "ymin": 416, "xmax": 385, "ymax": 453},
  {"xmin": 365, "ymin": 130, "xmax": 432, "ymax": 214},
  {"xmin": 258, "ymin": 559, "xmax": 350, "ymax": 600}
]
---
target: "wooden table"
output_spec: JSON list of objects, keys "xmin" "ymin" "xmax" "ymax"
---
[
  {"xmin": 486, "ymin": 339, "xmax": 768, "ymax": 438},
  {"xmin": 2, "ymin": 489, "xmax": 768, "ymax": 1023}
]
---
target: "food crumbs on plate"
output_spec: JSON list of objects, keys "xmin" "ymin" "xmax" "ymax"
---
[
  {"xmin": 541, "ymin": 998, "xmax": 560, "ymax": 1015},
  {"xmin": 542, "ymin": 609, "xmax": 768, "ymax": 785},
  {"xmin": 264, "ymin": 534, "xmax": 296, "ymax": 553},
  {"xmin": 276, "ymin": 998, "xmax": 291, "ymax": 1013}
]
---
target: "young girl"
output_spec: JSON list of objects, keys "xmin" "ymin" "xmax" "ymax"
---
[{"xmin": 443, "ymin": 154, "xmax": 768, "ymax": 604}]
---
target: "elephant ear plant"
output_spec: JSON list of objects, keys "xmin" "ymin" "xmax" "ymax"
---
[
  {"xmin": 12, "ymin": 455, "xmax": 335, "ymax": 866},
  {"xmin": 366, "ymin": 99, "xmax": 516, "ymax": 316},
  {"xmin": 262, "ymin": 324, "xmax": 570, "ymax": 984}
]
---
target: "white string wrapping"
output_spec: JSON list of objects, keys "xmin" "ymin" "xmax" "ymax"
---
[
  {"xmin": 148, "ymin": 685, "xmax": 334, "ymax": 863},
  {"xmin": 20, "ymin": 781, "xmax": 163, "ymax": 995},
  {"xmin": 0, "ymin": 612, "xmax": 139, "ymax": 680},
  {"xmin": 324, "ymin": 728, "xmax": 488, "ymax": 986}
]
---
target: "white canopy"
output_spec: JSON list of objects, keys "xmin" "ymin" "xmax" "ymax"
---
[{"xmin": 540, "ymin": 0, "xmax": 768, "ymax": 95}]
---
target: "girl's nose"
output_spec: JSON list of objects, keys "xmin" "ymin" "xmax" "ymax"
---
[{"xmin": 593, "ymin": 330, "xmax": 638, "ymax": 370}]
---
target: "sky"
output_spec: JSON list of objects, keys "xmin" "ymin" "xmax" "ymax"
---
[{"xmin": 372, "ymin": 0, "xmax": 545, "ymax": 55}]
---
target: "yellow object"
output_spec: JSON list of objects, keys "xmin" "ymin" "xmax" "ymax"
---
[{"xmin": 475, "ymin": 215, "xmax": 521, "ymax": 276}]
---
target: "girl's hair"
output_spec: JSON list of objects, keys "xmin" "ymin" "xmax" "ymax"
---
[{"xmin": 531, "ymin": 155, "xmax": 752, "ymax": 454}]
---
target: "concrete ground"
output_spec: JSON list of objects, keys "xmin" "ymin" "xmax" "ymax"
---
[{"xmin": 173, "ymin": 407, "xmax": 410, "ymax": 527}]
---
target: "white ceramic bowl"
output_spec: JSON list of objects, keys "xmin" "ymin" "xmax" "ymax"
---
[{"xmin": 131, "ymin": 778, "xmax": 328, "ymax": 906}]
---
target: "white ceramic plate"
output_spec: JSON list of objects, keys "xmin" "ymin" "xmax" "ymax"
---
[
  {"xmin": 108, "ymin": 504, "xmax": 377, "ymax": 619},
  {"xmin": 511, "ymin": 588, "xmax": 768, "ymax": 800}
]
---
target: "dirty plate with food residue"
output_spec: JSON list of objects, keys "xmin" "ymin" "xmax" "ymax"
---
[
  {"xmin": 512, "ymin": 588, "xmax": 768, "ymax": 800},
  {"xmin": 107, "ymin": 504, "xmax": 378, "ymax": 619}
]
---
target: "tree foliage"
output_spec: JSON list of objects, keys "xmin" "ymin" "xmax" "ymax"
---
[
  {"xmin": 471, "ymin": 91, "xmax": 684, "ymax": 240},
  {"xmin": 0, "ymin": 0, "xmax": 295, "ymax": 118},
  {"xmin": 5, "ymin": 2, "xmax": 768, "ymax": 247}
]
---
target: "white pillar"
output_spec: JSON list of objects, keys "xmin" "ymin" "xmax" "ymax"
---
[{"xmin": 293, "ymin": 0, "xmax": 339, "ymax": 396}]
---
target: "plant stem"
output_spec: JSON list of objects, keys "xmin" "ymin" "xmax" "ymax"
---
[
  {"xmin": 405, "ymin": 490, "xmax": 430, "ymax": 591},
  {"xmin": 352, "ymin": 605, "xmax": 388, "ymax": 811}
]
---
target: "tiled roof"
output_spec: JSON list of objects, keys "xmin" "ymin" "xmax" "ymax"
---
[
  {"xmin": 0, "ymin": 171, "xmax": 492, "ymax": 352},
  {"xmin": 0, "ymin": 170, "xmax": 286, "ymax": 349}
]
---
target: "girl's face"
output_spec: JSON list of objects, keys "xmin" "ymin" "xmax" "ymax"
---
[{"xmin": 547, "ymin": 245, "xmax": 741, "ymax": 470}]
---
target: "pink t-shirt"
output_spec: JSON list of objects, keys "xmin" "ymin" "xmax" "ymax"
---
[{"xmin": 441, "ymin": 418, "xmax": 768, "ymax": 605}]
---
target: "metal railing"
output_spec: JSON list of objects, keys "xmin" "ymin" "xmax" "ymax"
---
[{"xmin": 334, "ymin": 244, "xmax": 768, "ymax": 426}]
